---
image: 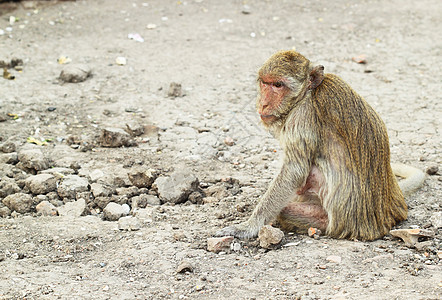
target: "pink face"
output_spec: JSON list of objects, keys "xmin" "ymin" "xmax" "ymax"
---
[{"xmin": 257, "ymin": 75, "xmax": 290, "ymax": 124}]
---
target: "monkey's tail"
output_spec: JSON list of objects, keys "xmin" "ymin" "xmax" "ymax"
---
[{"xmin": 391, "ymin": 163, "xmax": 426, "ymax": 196}]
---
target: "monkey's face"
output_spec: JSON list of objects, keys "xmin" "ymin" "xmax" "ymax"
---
[
  {"xmin": 256, "ymin": 75, "xmax": 291, "ymax": 125},
  {"xmin": 256, "ymin": 50, "xmax": 311, "ymax": 127}
]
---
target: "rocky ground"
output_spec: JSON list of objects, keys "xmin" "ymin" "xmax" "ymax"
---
[{"xmin": 0, "ymin": 0, "xmax": 441, "ymax": 299}]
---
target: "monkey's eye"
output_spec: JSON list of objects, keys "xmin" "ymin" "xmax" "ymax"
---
[{"xmin": 273, "ymin": 81, "xmax": 284, "ymax": 88}]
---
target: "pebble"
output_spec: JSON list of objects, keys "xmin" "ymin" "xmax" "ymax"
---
[
  {"xmin": 131, "ymin": 194, "xmax": 160, "ymax": 208},
  {"xmin": 390, "ymin": 228, "xmax": 434, "ymax": 246},
  {"xmin": 326, "ymin": 255, "xmax": 342, "ymax": 263},
  {"xmin": 91, "ymin": 183, "xmax": 115, "ymax": 198},
  {"xmin": 57, "ymin": 175, "xmax": 90, "ymax": 201},
  {"xmin": 168, "ymin": 82, "xmax": 183, "ymax": 98},
  {"xmin": 128, "ymin": 167, "xmax": 157, "ymax": 188},
  {"xmin": 2, "ymin": 193, "xmax": 33, "ymax": 213},
  {"xmin": 36, "ymin": 201, "xmax": 58, "ymax": 216},
  {"xmin": 430, "ymin": 212, "xmax": 442, "ymax": 228},
  {"xmin": 57, "ymin": 198, "xmax": 86, "ymax": 217},
  {"xmin": 207, "ymin": 236, "xmax": 234, "ymax": 253},
  {"xmin": 426, "ymin": 166, "xmax": 438, "ymax": 175},
  {"xmin": 223, "ymin": 136, "xmax": 234, "ymax": 146},
  {"xmin": 103, "ymin": 202, "xmax": 126, "ymax": 221},
  {"xmin": 59, "ymin": 64, "xmax": 92, "ymax": 83},
  {"xmin": 176, "ymin": 261, "xmax": 193, "ymax": 273},
  {"xmin": 25, "ymin": 174, "xmax": 57, "ymax": 194},
  {"xmin": 153, "ymin": 171, "xmax": 199, "ymax": 204},
  {"xmin": 0, "ymin": 152, "xmax": 18, "ymax": 164},
  {"xmin": 118, "ymin": 216, "xmax": 141, "ymax": 231},
  {"xmin": 1, "ymin": 141, "xmax": 16, "ymax": 153},
  {"xmin": 99, "ymin": 127, "xmax": 135, "ymax": 148},
  {"xmin": 258, "ymin": 225, "xmax": 284, "ymax": 248},
  {"xmin": 125, "ymin": 120, "xmax": 145, "ymax": 136},
  {"xmin": 0, "ymin": 177, "xmax": 21, "ymax": 198},
  {"xmin": 115, "ymin": 57, "xmax": 127, "ymax": 65},
  {"xmin": 0, "ymin": 204, "xmax": 11, "ymax": 217},
  {"xmin": 18, "ymin": 148, "xmax": 49, "ymax": 172}
]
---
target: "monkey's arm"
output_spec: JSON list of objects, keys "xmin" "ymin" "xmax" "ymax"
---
[{"xmin": 216, "ymin": 161, "xmax": 308, "ymax": 239}]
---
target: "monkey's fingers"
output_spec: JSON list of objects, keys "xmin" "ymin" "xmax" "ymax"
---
[{"xmin": 215, "ymin": 223, "xmax": 259, "ymax": 239}]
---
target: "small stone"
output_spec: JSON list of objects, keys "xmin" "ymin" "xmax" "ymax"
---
[
  {"xmin": 207, "ymin": 236, "xmax": 234, "ymax": 253},
  {"xmin": 36, "ymin": 201, "xmax": 58, "ymax": 216},
  {"xmin": 223, "ymin": 137, "xmax": 234, "ymax": 146},
  {"xmin": 25, "ymin": 174, "xmax": 57, "ymax": 194},
  {"xmin": 121, "ymin": 204, "xmax": 130, "ymax": 215},
  {"xmin": 308, "ymin": 227, "xmax": 322, "ymax": 238},
  {"xmin": 18, "ymin": 149, "xmax": 49, "ymax": 171},
  {"xmin": 426, "ymin": 166, "xmax": 439, "ymax": 175},
  {"xmin": 146, "ymin": 23, "xmax": 157, "ymax": 29},
  {"xmin": 176, "ymin": 261, "xmax": 193, "ymax": 273},
  {"xmin": 94, "ymin": 196, "xmax": 112, "ymax": 209},
  {"xmin": 0, "ymin": 204, "xmax": 11, "ymax": 217},
  {"xmin": 241, "ymin": 5, "xmax": 251, "ymax": 14},
  {"xmin": 0, "ymin": 177, "xmax": 21, "ymax": 198},
  {"xmin": 2, "ymin": 193, "xmax": 33, "ymax": 213},
  {"xmin": 258, "ymin": 225, "xmax": 284, "ymax": 248},
  {"xmin": 128, "ymin": 167, "xmax": 157, "ymax": 188},
  {"xmin": 153, "ymin": 171, "xmax": 199, "ymax": 204},
  {"xmin": 326, "ymin": 255, "xmax": 342, "ymax": 263},
  {"xmin": 1, "ymin": 141, "xmax": 16, "ymax": 153},
  {"xmin": 168, "ymin": 82, "xmax": 183, "ymax": 98},
  {"xmin": 115, "ymin": 56, "xmax": 127, "ymax": 65},
  {"xmin": 231, "ymin": 242, "xmax": 241, "ymax": 251},
  {"xmin": 99, "ymin": 127, "xmax": 135, "ymax": 147},
  {"xmin": 59, "ymin": 64, "xmax": 92, "ymax": 83},
  {"xmin": 57, "ymin": 175, "xmax": 89, "ymax": 201},
  {"xmin": 125, "ymin": 120, "xmax": 145, "ymax": 136},
  {"xmin": 57, "ymin": 198, "xmax": 87, "ymax": 217},
  {"xmin": 91, "ymin": 183, "xmax": 115, "ymax": 198},
  {"xmin": 0, "ymin": 152, "xmax": 18, "ymax": 164},
  {"xmin": 429, "ymin": 212, "xmax": 442, "ymax": 228},
  {"xmin": 103, "ymin": 202, "xmax": 125, "ymax": 221},
  {"xmin": 118, "ymin": 216, "xmax": 141, "ymax": 231},
  {"xmin": 390, "ymin": 228, "xmax": 435, "ymax": 246},
  {"xmin": 131, "ymin": 194, "xmax": 160, "ymax": 208}
]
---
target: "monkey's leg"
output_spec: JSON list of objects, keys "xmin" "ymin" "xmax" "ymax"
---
[
  {"xmin": 277, "ymin": 202, "xmax": 328, "ymax": 233},
  {"xmin": 216, "ymin": 163, "xmax": 306, "ymax": 239}
]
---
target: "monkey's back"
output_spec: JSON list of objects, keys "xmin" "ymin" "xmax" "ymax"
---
[{"xmin": 311, "ymin": 74, "xmax": 406, "ymax": 240}]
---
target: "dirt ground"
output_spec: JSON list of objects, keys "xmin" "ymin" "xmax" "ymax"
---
[{"xmin": 0, "ymin": 0, "xmax": 441, "ymax": 299}]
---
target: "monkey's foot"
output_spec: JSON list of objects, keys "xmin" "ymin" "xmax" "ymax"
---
[{"xmin": 215, "ymin": 222, "xmax": 259, "ymax": 239}]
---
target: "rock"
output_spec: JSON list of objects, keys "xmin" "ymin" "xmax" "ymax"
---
[
  {"xmin": 18, "ymin": 149, "xmax": 49, "ymax": 171},
  {"xmin": 2, "ymin": 193, "xmax": 33, "ymax": 213},
  {"xmin": 188, "ymin": 191, "xmax": 203, "ymax": 204},
  {"xmin": 118, "ymin": 216, "xmax": 141, "ymax": 231},
  {"xmin": 89, "ymin": 169, "xmax": 105, "ymax": 182},
  {"xmin": 121, "ymin": 204, "xmax": 130, "ymax": 215},
  {"xmin": 103, "ymin": 202, "xmax": 126, "ymax": 221},
  {"xmin": 326, "ymin": 255, "xmax": 342, "ymax": 263},
  {"xmin": 153, "ymin": 171, "xmax": 199, "ymax": 204},
  {"xmin": 308, "ymin": 227, "xmax": 322, "ymax": 239},
  {"xmin": 40, "ymin": 167, "xmax": 75, "ymax": 176},
  {"xmin": 57, "ymin": 198, "xmax": 87, "ymax": 217},
  {"xmin": 390, "ymin": 228, "xmax": 435, "ymax": 246},
  {"xmin": 99, "ymin": 128, "xmax": 135, "ymax": 148},
  {"xmin": 25, "ymin": 174, "xmax": 57, "ymax": 194},
  {"xmin": 0, "ymin": 203, "xmax": 12, "ymax": 217},
  {"xmin": 241, "ymin": 5, "xmax": 251, "ymax": 14},
  {"xmin": 430, "ymin": 212, "xmax": 442, "ymax": 228},
  {"xmin": 59, "ymin": 64, "xmax": 92, "ymax": 83},
  {"xmin": 426, "ymin": 166, "xmax": 438, "ymax": 175},
  {"xmin": 231, "ymin": 242, "xmax": 241, "ymax": 251},
  {"xmin": 207, "ymin": 236, "xmax": 234, "ymax": 253},
  {"xmin": 258, "ymin": 225, "xmax": 284, "ymax": 248},
  {"xmin": 204, "ymin": 184, "xmax": 228, "ymax": 199},
  {"xmin": 224, "ymin": 136, "xmax": 234, "ymax": 146},
  {"xmin": 131, "ymin": 194, "xmax": 160, "ymax": 208},
  {"xmin": 128, "ymin": 167, "xmax": 157, "ymax": 188},
  {"xmin": 176, "ymin": 261, "xmax": 193, "ymax": 273},
  {"xmin": 1, "ymin": 141, "xmax": 16, "ymax": 153},
  {"xmin": 57, "ymin": 175, "xmax": 90, "ymax": 201},
  {"xmin": 116, "ymin": 186, "xmax": 139, "ymax": 197},
  {"xmin": 0, "ymin": 152, "xmax": 18, "ymax": 164},
  {"xmin": 36, "ymin": 201, "xmax": 58, "ymax": 216},
  {"xmin": 94, "ymin": 196, "xmax": 112, "ymax": 209},
  {"xmin": 125, "ymin": 120, "xmax": 145, "ymax": 136},
  {"xmin": 168, "ymin": 82, "xmax": 183, "ymax": 97},
  {"xmin": 0, "ymin": 177, "xmax": 21, "ymax": 198},
  {"xmin": 91, "ymin": 183, "xmax": 115, "ymax": 198}
]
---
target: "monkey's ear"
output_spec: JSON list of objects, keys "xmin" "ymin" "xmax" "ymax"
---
[{"xmin": 308, "ymin": 65, "xmax": 324, "ymax": 89}]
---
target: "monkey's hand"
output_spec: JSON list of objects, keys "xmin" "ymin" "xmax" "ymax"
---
[{"xmin": 215, "ymin": 221, "xmax": 260, "ymax": 239}]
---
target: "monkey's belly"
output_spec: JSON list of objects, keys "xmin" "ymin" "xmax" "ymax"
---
[{"xmin": 297, "ymin": 166, "xmax": 323, "ymax": 195}]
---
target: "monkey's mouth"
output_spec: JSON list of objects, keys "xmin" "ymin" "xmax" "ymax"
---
[{"xmin": 260, "ymin": 114, "xmax": 277, "ymax": 123}]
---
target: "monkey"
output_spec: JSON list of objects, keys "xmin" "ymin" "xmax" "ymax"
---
[{"xmin": 216, "ymin": 50, "xmax": 425, "ymax": 241}]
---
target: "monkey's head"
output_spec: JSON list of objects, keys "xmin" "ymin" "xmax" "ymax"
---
[{"xmin": 256, "ymin": 50, "xmax": 324, "ymax": 127}]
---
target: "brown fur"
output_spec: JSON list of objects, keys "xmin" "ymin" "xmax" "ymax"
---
[{"xmin": 216, "ymin": 50, "xmax": 422, "ymax": 241}]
